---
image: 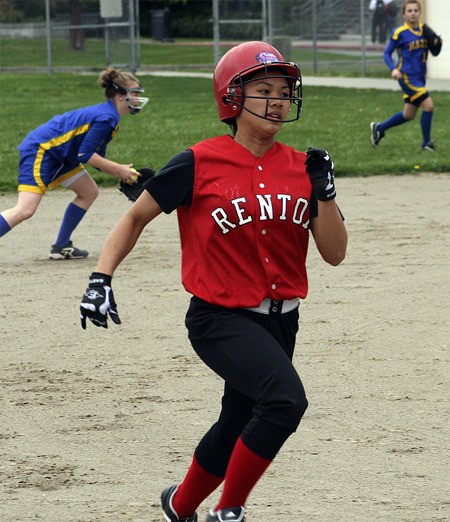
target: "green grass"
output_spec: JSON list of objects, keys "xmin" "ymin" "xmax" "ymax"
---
[
  {"xmin": 0, "ymin": 73, "xmax": 449, "ymax": 193},
  {"xmin": 0, "ymin": 38, "xmax": 387, "ymax": 77}
]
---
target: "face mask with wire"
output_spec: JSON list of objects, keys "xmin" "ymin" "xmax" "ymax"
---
[
  {"xmin": 113, "ymin": 83, "xmax": 149, "ymax": 114},
  {"xmin": 225, "ymin": 64, "xmax": 302, "ymax": 123}
]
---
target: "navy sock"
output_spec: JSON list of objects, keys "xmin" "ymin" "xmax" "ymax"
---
[
  {"xmin": 0, "ymin": 214, "xmax": 12, "ymax": 237},
  {"xmin": 378, "ymin": 111, "xmax": 407, "ymax": 134},
  {"xmin": 54, "ymin": 203, "xmax": 86, "ymax": 247},
  {"xmin": 421, "ymin": 111, "xmax": 433, "ymax": 146}
]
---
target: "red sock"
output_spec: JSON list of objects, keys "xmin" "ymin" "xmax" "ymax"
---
[
  {"xmin": 215, "ymin": 437, "xmax": 272, "ymax": 511},
  {"xmin": 172, "ymin": 453, "xmax": 224, "ymax": 517}
]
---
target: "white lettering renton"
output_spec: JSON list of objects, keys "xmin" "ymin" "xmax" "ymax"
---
[
  {"xmin": 293, "ymin": 197, "xmax": 308, "ymax": 225},
  {"xmin": 231, "ymin": 197, "xmax": 252, "ymax": 225},
  {"xmin": 256, "ymin": 194, "xmax": 273, "ymax": 221},
  {"xmin": 277, "ymin": 194, "xmax": 291, "ymax": 220},
  {"xmin": 211, "ymin": 194, "xmax": 310, "ymax": 232},
  {"xmin": 211, "ymin": 208, "xmax": 237, "ymax": 234}
]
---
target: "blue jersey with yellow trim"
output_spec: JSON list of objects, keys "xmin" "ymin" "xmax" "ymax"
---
[
  {"xmin": 384, "ymin": 22, "xmax": 429, "ymax": 79},
  {"xmin": 17, "ymin": 99, "xmax": 120, "ymax": 168}
]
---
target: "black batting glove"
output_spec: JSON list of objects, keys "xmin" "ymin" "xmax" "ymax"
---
[
  {"xmin": 80, "ymin": 272, "xmax": 121, "ymax": 329},
  {"xmin": 305, "ymin": 147, "xmax": 336, "ymax": 201}
]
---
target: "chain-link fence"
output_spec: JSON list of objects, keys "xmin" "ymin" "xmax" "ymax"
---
[
  {"xmin": 0, "ymin": 0, "xmax": 140, "ymax": 73},
  {"xmin": 213, "ymin": 0, "xmax": 392, "ymax": 77},
  {"xmin": 0, "ymin": 0, "xmax": 395, "ymax": 77}
]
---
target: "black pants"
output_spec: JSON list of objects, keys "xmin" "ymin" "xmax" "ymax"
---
[
  {"xmin": 185, "ymin": 296, "xmax": 308, "ymax": 477},
  {"xmin": 372, "ymin": 13, "xmax": 387, "ymax": 43}
]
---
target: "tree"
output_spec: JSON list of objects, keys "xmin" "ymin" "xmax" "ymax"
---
[{"xmin": 69, "ymin": 0, "xmax": 84, "ymax": 51}]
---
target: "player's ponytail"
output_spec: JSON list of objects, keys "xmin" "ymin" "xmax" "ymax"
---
[{"xmin": 99, "ymin": 67, "xmax": 141, "ymax": 99}]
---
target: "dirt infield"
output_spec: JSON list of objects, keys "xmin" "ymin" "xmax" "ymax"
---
[{"xmin": 1, "ymin": 173, "xmax": 449, "ymax": 522}]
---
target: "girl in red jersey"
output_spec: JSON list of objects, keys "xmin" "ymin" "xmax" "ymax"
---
[{"xmin": 80, "ymin": 42, "xmax": 347, "ymax": 522}]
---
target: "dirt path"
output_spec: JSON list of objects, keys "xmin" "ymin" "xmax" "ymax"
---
[{"xmin": 1, "ymin": 173, "xmax": 449, "ymax": 521}]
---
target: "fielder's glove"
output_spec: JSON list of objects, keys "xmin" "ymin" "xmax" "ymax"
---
[
  {"xmin": 80, "ymin": 272, "xmax": 121, "ymax": 329},
  {"xmin": 119, "ymin": 167, "xmax": 155, "ymax": 202},
  {"xmin": 423, "ymin": 24, "xmax": 443, "ymax": 56},
  {"xmin": 305, "ymin": 148, "xmax": 336, "ymax": 201}
]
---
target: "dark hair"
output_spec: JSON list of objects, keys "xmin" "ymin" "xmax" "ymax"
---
[
  {"xmin": 98, "ymin": 67, "xmax": 141, "ymax": 99},
  {"xmin": 227, "ymin": 119, "xmax": 238, "ymax": 136},
  {"xmin": 402, "ymin": 0, "xmax": 421, "ymax": 15}
]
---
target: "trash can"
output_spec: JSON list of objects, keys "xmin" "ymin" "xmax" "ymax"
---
[{"xmin": 151, "ymin": 8, "xmax": 173, "ymax": 42}]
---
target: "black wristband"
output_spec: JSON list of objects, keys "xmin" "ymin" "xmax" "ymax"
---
[
  {"xmin": 89, "ymin": 272, "xmax": 112, "ymax": 286},
  {"xmin": 315, "ymin": 184, "xmax": 336, "ymax": 202}
]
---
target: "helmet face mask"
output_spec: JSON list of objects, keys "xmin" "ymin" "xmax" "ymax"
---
[
  {"xmin": 125, "ymin": 87, "xmax": 149, "ymax": 115},
  {"xmin": 213, "ymin": 41, "xmax": 303, "ymax": 125},
  {"xmin": 113, "ymin": 83, "xmax": 149, "ymax": 114},
  {"xmin": 226, "ymin": 64, "xmax": 302, "ymax": 124}
]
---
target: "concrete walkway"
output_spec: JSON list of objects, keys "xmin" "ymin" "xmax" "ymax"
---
[
  {"xmin": 138, "ymin": 70, "xmax": 449, "ymax": 92},
  {"xmin": 302, "ymin": 76, "xmax": 450, "ymax": 92}
]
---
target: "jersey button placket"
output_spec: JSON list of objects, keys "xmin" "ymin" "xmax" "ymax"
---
[{"xmin": 256, "ymin": 163, "xmax": 275, "ymax": 291}]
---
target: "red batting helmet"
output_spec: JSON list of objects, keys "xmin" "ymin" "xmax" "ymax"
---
[{"xmin": 213, "ymin": 41, "xmax": 302, "ymax": 124}]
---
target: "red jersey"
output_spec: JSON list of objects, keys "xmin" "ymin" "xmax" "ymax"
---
[{"xmin": 177, "ymin": 135, "xmax": 313, "ymax": 308}]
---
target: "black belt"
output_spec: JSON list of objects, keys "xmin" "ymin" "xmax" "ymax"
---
[{"xmin": 269, "ymin": 299, "xmax": 283, "ymax": 315}]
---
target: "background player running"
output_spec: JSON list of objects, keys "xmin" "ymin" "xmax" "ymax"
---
[
  {"xmin": 0, "ymin": 67, "xmax": 148, "ymax": 259},
  {"xmin": 79, "ymin": 41, "xmax": 347, "ymax": 521},
  {"xmin": 370, "ymin": 0, "xmax": 442, "ymax": 152}
]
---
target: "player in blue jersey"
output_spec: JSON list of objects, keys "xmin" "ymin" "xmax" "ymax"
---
[
  {"xmin": 370, "ymin": 0, "xmax": 442, "ymax": 152},
  {"xmin": 0, "ymin": 67, "xmax": 148, "ymax": 259}
]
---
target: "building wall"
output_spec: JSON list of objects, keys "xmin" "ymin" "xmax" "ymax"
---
[{"xmin": 424, "ymin": 0, "xmax": 449, "ymax": 79}]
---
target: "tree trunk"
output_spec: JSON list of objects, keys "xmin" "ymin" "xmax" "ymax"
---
[{"xmin": 69, "ymin": 0, "xmax": 84, "ymax": 51}]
